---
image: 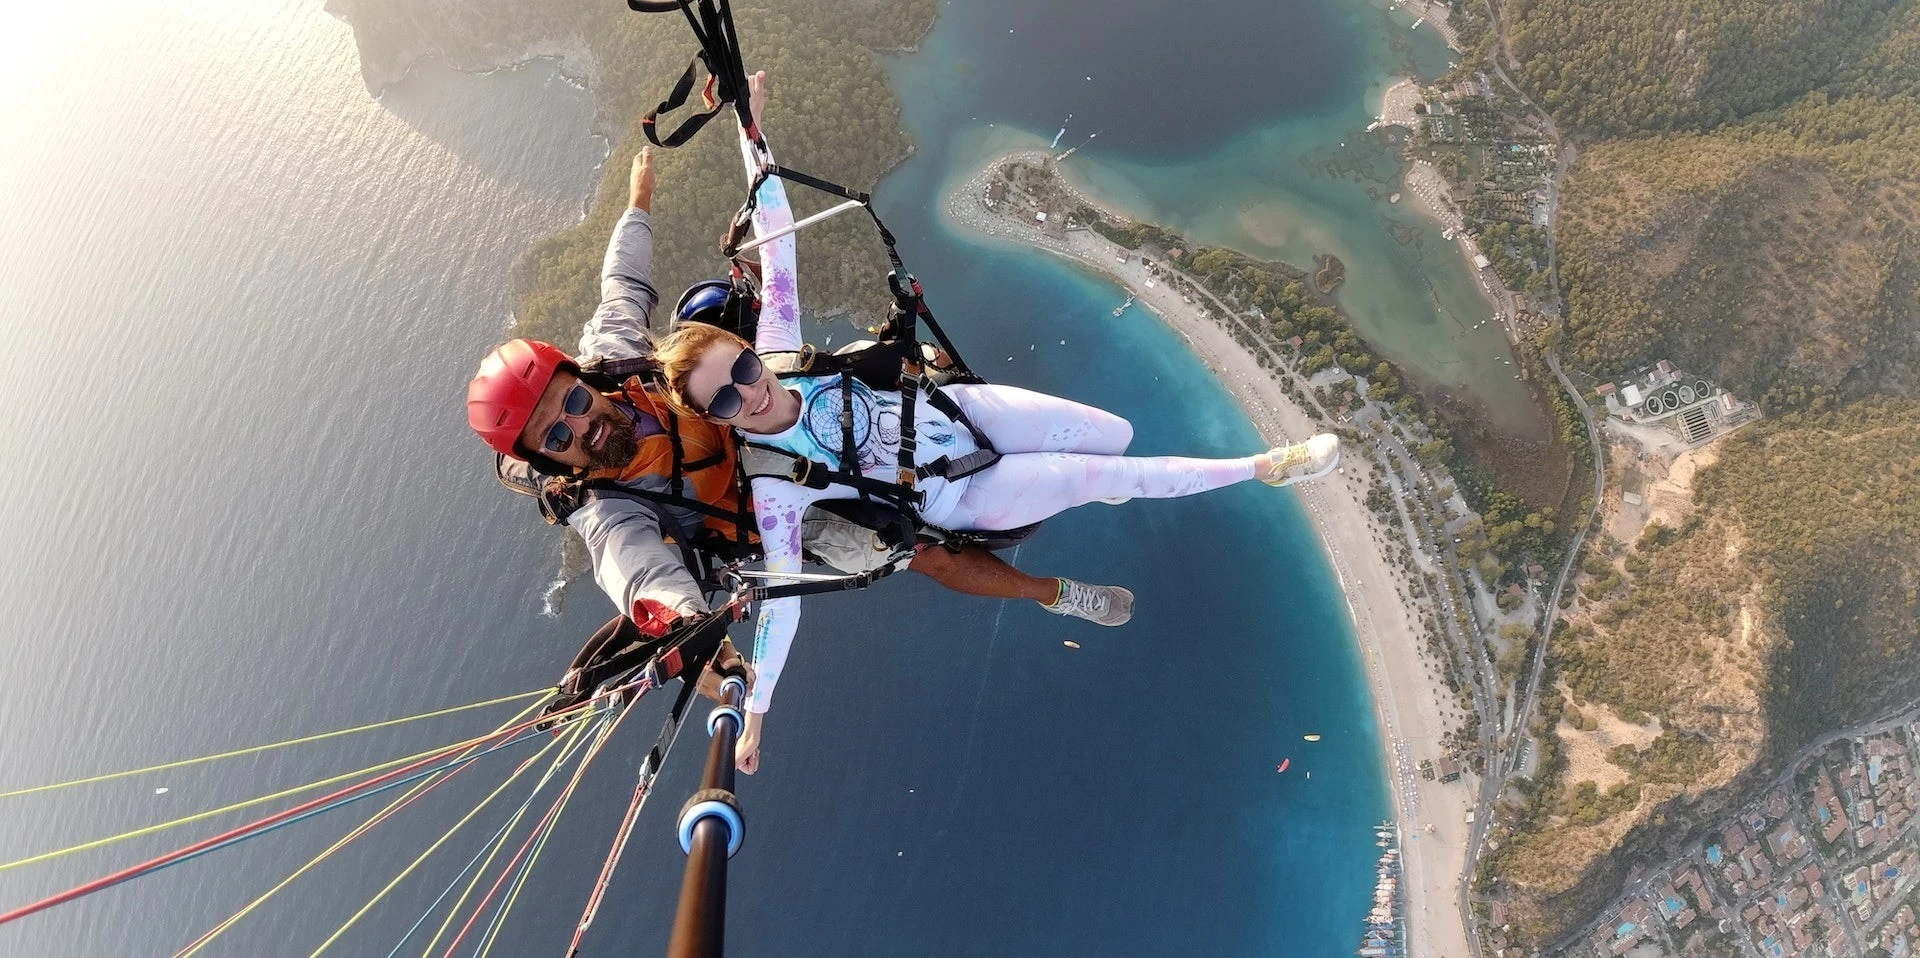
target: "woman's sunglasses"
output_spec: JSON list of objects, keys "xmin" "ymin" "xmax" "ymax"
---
[
  {"xmin": 702, "ymin": 349, "xmax": 765, "ymax": 420},
  {"xmin": 539, "ymin": 384, "xmax": 596, "ymax": 455}
]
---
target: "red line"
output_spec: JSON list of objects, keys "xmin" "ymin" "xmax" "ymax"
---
[
  {"xmin": 0, "ymin": 689, "xmax": 626, "ymax": 927},
  {"xmin": 167, "ymin": 734, "xmax": 513, "ymax": 957}
]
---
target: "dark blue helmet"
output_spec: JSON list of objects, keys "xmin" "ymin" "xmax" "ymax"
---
[
  {"xmin": 672, "ymin": 279, "xmax": 758, "ymax": 339},
  {"xmin": 674, "ymin": 280, "xmax": 734, "ymax": 326}
]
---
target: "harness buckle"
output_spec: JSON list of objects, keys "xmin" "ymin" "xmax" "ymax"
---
[
  {"xmin": 796, "ymin": 343, "xmax": 819, "ymax": 371},
  {"xmin": 789, "ymin": 458, "xmax": 834, "ymax": 490}
]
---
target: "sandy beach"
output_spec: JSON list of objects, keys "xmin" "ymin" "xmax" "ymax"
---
[{"xmin": 946, "ymin": 154, "xmax": 1476, "ymax": 958}]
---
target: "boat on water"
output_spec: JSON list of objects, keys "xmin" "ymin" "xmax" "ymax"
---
[
  {"xmin": 1357, "ymin": 822, "xmax": 1406, "ymax": 957},
  {"xmin": 1277, "ymin": 758, "xmax": 1291, "ymax": 773},
  {"xmin": 1304, "ymin": 733, "xmax": 1322, "ymax": 742}
]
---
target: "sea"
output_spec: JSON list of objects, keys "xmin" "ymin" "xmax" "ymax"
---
[{"xmin": 0, "ymin": 0, "xmax": 1446, "ymax": 954}]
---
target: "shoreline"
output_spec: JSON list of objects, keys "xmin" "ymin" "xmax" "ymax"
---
[
  {"xmin": 1371, "ymin": 81, "xmax": 1524, "ymax": 350},
  {"xmin": 945, "ymin": 152, "xmax": 1474, "ymax": 958}
]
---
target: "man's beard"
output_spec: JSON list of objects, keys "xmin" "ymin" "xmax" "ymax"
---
[{"xmin": 580, "ymin": 410, "xmax": 640, "ymax": 471}]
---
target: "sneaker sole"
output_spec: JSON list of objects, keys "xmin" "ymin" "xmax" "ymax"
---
[{"xmin": 1264, "ymin": 445, "xmax": 1341, "ymax": 488}]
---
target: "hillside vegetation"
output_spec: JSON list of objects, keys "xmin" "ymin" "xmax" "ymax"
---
[
  {"xmin": 333, "ymin": 0, "xmax": 937, "ymax": 344},
  {"xmin": 1489, "ymin": 401, "xmax": 1920, "ymax": 939},
  {"xmin": 1487, "ymin": 0, "xmax": 1920, "ymax": 944},
  {"xmin": 1515, "ymin": 0, "xmax": 1920, "ymax": 402}
]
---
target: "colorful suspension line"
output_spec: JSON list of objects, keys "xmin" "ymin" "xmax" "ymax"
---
[
  {"xmin": 566, "ymin": 678, "xmax": 705, "ymax": 956},
  {"xmin": 0, "ymin": 695, "xmax": 576, "ymax": 875},
  {"xmin": 0, "ymin": 686, "xmax": 634, "ymax": 926},
  {"xmin": 170, "ymin": 696, "xmax": 553, "ymax": 958},
  {"xmin": 381, "ymin": 729, "xmax": 596, "ymax": 958},
  {"xmin": 0, "ymin": 688, "xmax": 551, "ymax": 800},
  {"xmin": 437, "ymin": 701, "xmax": 639, "ymax": 958},
  {"xmin": 473, "ymin": 701, "xmax": 643, "ymax": 958},
  {"xmin": 303, "ymin": 718, "xmax": 600, "ymax": 958}
]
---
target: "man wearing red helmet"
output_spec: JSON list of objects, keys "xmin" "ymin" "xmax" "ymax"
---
[{"xmin": 470, "ymin": 147, "xmax": 1126, "ymax": 643}]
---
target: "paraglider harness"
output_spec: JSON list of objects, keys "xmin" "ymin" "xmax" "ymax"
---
[{"xmin": 698, "ymin": 83, "xmax": 1040, "ymax": 590}]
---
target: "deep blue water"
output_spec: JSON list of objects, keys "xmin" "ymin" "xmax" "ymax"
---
[{"xmin": 0, "ymin": 1, "xmax": 1388, "ymax": 955}]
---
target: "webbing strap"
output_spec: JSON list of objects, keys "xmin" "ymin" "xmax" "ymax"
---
[
  {"xmin": 640, "ymin": 0, "xmax": 757, "ymax": 150},
  {"xmin": 741, "ymin": 444, "xmax": 920, "ymax": 504},
  {"xmin": 641, "ymin": 55, "xmax": 728, "ymax": 148},
  {"xmin": 916, "ymin": 448, "xmax": 1001, "ymax": 483},
  {"xmin": 557, "ymin": 611, "xmax": 733, "ymax": 709},
  {"xmin": 577, "ymin": 481, "xmax": 749, "ymax": 531}
]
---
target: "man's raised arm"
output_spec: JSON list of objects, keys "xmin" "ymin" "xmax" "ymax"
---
[{"xmin": 579, "ymin": 148, "xmax": 663, "ymax": 361}]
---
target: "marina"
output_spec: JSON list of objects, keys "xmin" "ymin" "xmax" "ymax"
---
[{"xmin": 1358, "ymin": 822, "xmax": 1407, "ymax": 957}]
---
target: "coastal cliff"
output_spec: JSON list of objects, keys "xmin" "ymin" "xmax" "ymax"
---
[
  {"xmin": 330, "ymin": 0, "xmax": 937, "ymax": 331},
  {"xmin": 325, "ymin": 0, "xmax": 601, "ymax": 95}
]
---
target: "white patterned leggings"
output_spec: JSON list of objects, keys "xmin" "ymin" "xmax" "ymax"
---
[{"xmin": 926, "ymin": 383, "xmax": 1261, "ymax": 532}]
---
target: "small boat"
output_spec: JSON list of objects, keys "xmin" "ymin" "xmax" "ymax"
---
[
  {"xmin": 1277, "ymin": 758, "xmax": 1292, "ymax": 773},
  {"xmin": 1304, "ymin": 733, "xmax": 1323, "ymax": 742},
  {"xmin": 1412, "ymin": 17, "xmax": 1425, "ymax": 28},
  {"xmin": 1063, "ymin": 640, "xmax": 1081, "ymax": 650}
]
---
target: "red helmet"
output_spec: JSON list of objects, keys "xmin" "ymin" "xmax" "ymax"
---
[{"xmin": 468, "ymin": 339, "xmax": 571, "ymax": 457}]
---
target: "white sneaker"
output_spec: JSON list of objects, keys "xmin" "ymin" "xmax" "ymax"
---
[
  {"xmin": 1043, "ymin": 578, "xmax": 1134, "ymax": 626},
  {"xmin": 1260, "ymin": 434, "xmax": 1340, "ymax": 487}
]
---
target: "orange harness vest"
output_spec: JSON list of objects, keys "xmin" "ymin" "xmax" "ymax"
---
[{"xmin": 590, "ymin": 380, "xmax": 754, "ymax": 545}]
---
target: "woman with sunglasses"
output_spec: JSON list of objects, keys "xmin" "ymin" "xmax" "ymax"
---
[{"xmin": 652, "ymin": 75, "xmax": 1340, "ymax": 773}]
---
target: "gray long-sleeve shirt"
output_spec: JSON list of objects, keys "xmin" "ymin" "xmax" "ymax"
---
[{"xmin": 565, "ymin": 207, "xmax": 711, "ymax": 620}]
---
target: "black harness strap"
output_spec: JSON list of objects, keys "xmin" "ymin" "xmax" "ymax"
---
[
  {"xmin": 641, "ymin": 55, "xmax": 727, "ymax": 148},
  {"xmin": 912, "ymin": 386, "xmax": 1001, "ymax": 482},
  {"xmin": 639, "ymin": 0, "xmax": 757, "ymax": 150}
]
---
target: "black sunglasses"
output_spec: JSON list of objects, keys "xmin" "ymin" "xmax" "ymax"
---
[
  {"xmin": 702, "ymin": 349, "xmax": 765, "ymax": 420},
  {"xmin": 539, "ymin": 384, "xmax": 596, "ymax": 455}
]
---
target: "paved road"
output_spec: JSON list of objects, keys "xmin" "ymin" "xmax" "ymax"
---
[
  {"xmin": 1452, "ymin": 0, "xmax": 1587, "ymax": 952},
  {"xmin": 1505, "ymin": 350, "xmax": 1603, "ymax": 783}
]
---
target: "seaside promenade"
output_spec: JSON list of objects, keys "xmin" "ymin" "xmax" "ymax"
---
[{"xmin": 945, "ymin": 152, "xmax": 1476, "ymax": 958}]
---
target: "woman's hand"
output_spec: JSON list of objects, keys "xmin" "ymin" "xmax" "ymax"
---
[{"xmin": 736, "ymin": 710, "xmax": 764, "ymax": 775}]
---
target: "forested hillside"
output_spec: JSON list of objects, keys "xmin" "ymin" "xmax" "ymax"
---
[
  {"xmin": 1485, "ymin": 401, "xmax": 1920, "ymax": 939},
  {"xmin": 332, "ymin": 0, "xmax": 937, "ymax": 343},
  {"xmin": 1488, "ymin": 0, "xmax": 1920, "ymax": 944},
  {"xmin": 1510, "ymin": 0, "xmax": 1920, "ymax": 400}
]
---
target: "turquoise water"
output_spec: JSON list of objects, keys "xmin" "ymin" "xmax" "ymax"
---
[
  {"xmin": 890, "ymin": 0, "xmax": 1547, "ymax": 437},
  {"xmin": 0, "ymin": 0, "xmax": 1390, "ymax": 954}
]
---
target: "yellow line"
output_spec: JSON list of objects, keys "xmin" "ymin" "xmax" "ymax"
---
[
  {"xmin": 0, "ymin": 689, "xmax": 553, "ymax": 800},
  {"xmin": 417, "ymin": 712, "xmax": 608, "ymax": 957},
  {"xmin": 171, "ymin": 698, "xmax": 549, "ymax": 958},
  {"xmin": 477, "ymin": 705, "xmax": 637, "ymax": 958},
  {"xmin": 305, "ymin": 720, "xmax": 594, "ymax": 958},
  {"xmin": 0, "ymin": 692, "xmax": 580, "ymax": 873}
]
